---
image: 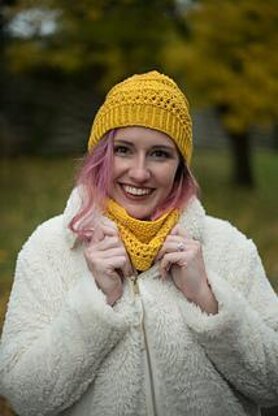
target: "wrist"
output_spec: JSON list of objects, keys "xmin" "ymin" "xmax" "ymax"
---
[
  {"xmin": 189, "ymin": 281, "xmax": 218, "ymax": 315},
  {"xmin": 199, "ymin": 282, "xmax": 218, "ymax": 315}
]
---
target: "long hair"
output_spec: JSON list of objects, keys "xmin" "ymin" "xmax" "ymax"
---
[{"xmin": 69, "ymin": 130, "xmax": 199, "ymax": 241}]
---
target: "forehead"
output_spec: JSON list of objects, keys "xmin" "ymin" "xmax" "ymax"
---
[{"xmin": 113, "ymin": 126, "xmax": 177, "ymax": 149}]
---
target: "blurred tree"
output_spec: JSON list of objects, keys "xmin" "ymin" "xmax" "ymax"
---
[
  {"xmin": 163, "ymin": 0, "xmax": 278, "ymax": 186},
  {"xmin": 0, "ymin": 1, "xmax": 17, "ymax": 41},
  {"xmin": 4, "ymin": 0, "xmax": 188, "ymax": 89},
  {"xmin": 1, "ymin": 0, "xmax": 18, "ymax": 72},
  {"xmin": 1, "ymin": 0, "xmax": 18, "ymax": 157},
  {"xmin": 3, "ymin": 0, "xmax": 277, "ymax": 186},
  {"xmin": 2, "ymin": 0, "xmax": 193, "ymax": 156}
]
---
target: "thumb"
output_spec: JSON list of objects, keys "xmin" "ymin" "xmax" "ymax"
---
[
  {"xmin": 122, "ymin": 255, "xmax": 133, "ymax": 278},
  {"xmin": 91, "ymin": 226, "xmax": 105, "ymax": 243},
  {"xmin": 170, "ymin": 224, "xmax": 180, "ymax": 235}
]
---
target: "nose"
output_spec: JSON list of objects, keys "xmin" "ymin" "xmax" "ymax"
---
[{"xmin": 128, "ymin": 155, "xmax": 151, "ymax": 182}]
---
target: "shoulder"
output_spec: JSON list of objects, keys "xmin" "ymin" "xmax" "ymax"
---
[
  {"xmin": 180, "ymin": 197, "xmax": 254, "ymax": 252},
  {"xmin": 18, "ymin": 214, "xmax": 66, "ymax": 261},
  {"xmin": 202, "ymin": 214, "xmax": 263, "ymax": 290},
  {"xmin": 16, "ymin": 187, "xmax": 85, "ymax": 267},
  {"xmin": 204, "ymin": 214, "xmax": 249, "ymax": 245},
  {"xmin": 203, "ymin": 213, "xmax": 256, "ymax": 258}
]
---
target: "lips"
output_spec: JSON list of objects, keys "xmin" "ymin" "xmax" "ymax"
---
[{"xmin": 121, "ymin": 184, "xmax": 153, "ymax": 197}]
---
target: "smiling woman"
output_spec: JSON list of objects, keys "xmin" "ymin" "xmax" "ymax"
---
[
  {"xmin": 0, "ymin": 71, "xmax": 278, "ymax": 416},
  {"xmin": 110, "ymin": 127, "xmax": 180, "ymax": 220}
]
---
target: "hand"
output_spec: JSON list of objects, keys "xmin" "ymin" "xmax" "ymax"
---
[
  {"xmin": 156, "ymin": 225, "xmax": 218, "ymax": 314},
  {"xmin": 84, "ymin": 219, "xmax": 132, "ymax": 306}
]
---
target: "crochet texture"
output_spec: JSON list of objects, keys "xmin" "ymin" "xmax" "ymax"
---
[
  {"xmin": 106, "ymin": 199, "xmax": 180, "ymax": 271},
  {"xmin": 88, "ymin": 71, "xmax": 193, "ymax": 164}
]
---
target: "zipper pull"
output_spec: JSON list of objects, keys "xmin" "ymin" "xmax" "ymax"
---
[{"xmin": 129, "ymin": 275, "xmax": 140, "ymax": 296}]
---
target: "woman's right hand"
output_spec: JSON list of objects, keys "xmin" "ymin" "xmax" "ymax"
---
[{"xmin": 84, "ymin": 220, "xmax": 132, "ymax": 306}]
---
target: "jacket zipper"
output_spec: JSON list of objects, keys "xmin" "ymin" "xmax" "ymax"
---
[
  {"xmin": 129, "ymin": 274, "xmax": 140, "ymax": 296},
  {"xmin": 129, "ymin": 275, "xmax": 158, "ymax": 416}
]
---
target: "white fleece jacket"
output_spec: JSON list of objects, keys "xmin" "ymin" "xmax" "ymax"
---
[{"xmin": 0, "ymin": 190, "xmax": 277, "ymax": 416}]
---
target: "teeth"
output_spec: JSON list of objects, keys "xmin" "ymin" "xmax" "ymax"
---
[{"xmin": 123, "ymin": 185, "xmax": 152, "ymax": 196}]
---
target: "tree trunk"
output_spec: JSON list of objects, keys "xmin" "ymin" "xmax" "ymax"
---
[
  {"xmin": 227, "ymin": 130, "xmax": 255, "ymax": 188},
  {"xmin": 273, "ymin": 122, "xmax": 278, "ymax": 151}
]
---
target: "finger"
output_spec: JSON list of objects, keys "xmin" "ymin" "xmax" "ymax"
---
[
  {"xmin": 155, "ymin": 247, "xmax": 163, "ymax": 262},
  {"xmin": 170, "ymin": 224, "xmax": 187, "ymax": 237},
  {"xmin": 155, "ymin": 240, "xmax": 177, "ymax": 262},
  {"xmin": 90, "ymin": 227, "xmax": 105, "ymax": 243},
  {"xmin": 111, "ymin": 241, "xmax": 133, "ymax": 278},
  {"xmin": 121, "ymin": 256, "xmax": 133, "ymax": 278},
  {"xmin": 92, "ymin": 235, "xmax": 122, "ymax": 251},
  {"xmin": 156, "ymin": 242, "xmax": 182, "ymax": 260},
  {"xmin": 100, "ymin": 217, "xmax": 118, "ymax": 231},
  {"xmin": 164, "ymin": 235, "xmax": 197, "ymax": 247},
  {"xmin": 86, "ymin": 243, "xmax": 127, "ymax": 262},
  {"xmin": 107, "ymin": 255, "xmax": 128, "ymax": 273},
  {"xmin": 160, "ymin": 252, "xmax": 189, "ymax": 279},
  {"xmin": 156, "ymin": 238, "xmax": 196, "ymax": 261},
  {"xmin": 169, "ymin": 224, "xmax": 197, "ymax": 240},
  {"xmin": 100, "ymin": 247, "xmax": 129, "ymax": 259},
  {"xmin": 91, "ymin": 224, "xmax": 118, "ymax": 243},
  {"xmin": 101, "ymin": 224, "xmax": 118, "ymax": 236},
  {"xmin": 94, "ymin": 255, "xmax": 128, "ymax": 279}
]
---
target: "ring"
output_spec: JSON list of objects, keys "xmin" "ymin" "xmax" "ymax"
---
[{"xmin": 177, "ymin": 242, "xmax": 185, "ymax": 252}]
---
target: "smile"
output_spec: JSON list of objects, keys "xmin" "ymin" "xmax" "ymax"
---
[{"xmin": 121, "ymin": 184, "xmax": 153, "ymax": 196}]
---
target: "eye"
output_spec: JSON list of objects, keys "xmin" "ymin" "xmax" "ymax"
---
[
  {"xmin": 114, "ymin": 145, "xmax": 131, "ymax": 156},
  {"xmin": 150, "ymin": 149, "xmax": 171, "ymax": 159}
]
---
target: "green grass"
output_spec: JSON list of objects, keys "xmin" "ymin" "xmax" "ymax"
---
[
  {"xmin": 192, "ymin": 150, "xmax": 278, "ymax": 289},
  {"xmin": 0, "ymin": 157, "xmax": 76, "ymax": 328},
  {"xmin": 0, "ymin": 150, "xmax": 277, "ymax": 329}
]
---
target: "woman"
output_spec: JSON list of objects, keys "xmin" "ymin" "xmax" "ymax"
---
[{"xmin": 0, "ymin": 71, "xmax": 277, "ymax": 416}]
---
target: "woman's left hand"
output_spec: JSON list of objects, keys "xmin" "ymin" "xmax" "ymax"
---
[{"xmin": 156, "ymin": 224, "xmax": 218, "ymax": 315}]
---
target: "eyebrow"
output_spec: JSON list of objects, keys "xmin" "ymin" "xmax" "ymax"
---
[{"xmin": 114, "ymin": 139, "xmax": 176, "ymax": 151}]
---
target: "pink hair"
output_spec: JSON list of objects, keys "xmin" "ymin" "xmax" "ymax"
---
[
  {"xmin": 152, "ymin": 162, "xmax": 199, "ymax": 219},
  {"xmin": 69, "ymin": 131, "xmax": 199, "ymax": 241}
]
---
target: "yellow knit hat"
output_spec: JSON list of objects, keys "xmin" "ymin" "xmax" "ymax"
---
[{"xmin": 88, "ymin": 70, "xmax": 193, "ymax": 164}]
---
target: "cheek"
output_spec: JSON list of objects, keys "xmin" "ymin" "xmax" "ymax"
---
[
  {"xmin": 157, "ymin": 164, "xmax": 178, "ymax": 189},
  {"xmin": 112, "ymin": 158, "xmax": 124, "ymax": 179},
  {"xmin": 157, "ymin": 169, "xmax": 175, "ymax": 192}
]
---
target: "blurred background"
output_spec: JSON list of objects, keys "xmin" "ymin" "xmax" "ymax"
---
[{"xmin": 0, "ymin": 1, "xmax": 277, "ymax": 415}]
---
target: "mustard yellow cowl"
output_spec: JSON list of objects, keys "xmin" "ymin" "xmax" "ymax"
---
[{"xmin": 106, "ymin": 199, "xmax": 180, "ymax": 272}]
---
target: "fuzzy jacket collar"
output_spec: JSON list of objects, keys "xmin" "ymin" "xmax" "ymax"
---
[{"xmin": 63, "ymin": 188, "xmax": 206, "ymax": 249}]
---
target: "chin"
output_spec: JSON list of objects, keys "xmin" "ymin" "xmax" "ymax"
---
[
  {"xmin": 125, "ymin": 207, "xmax": 152, "ymax": 220},
  {"xmin": 128, "ymin": 211, "xmax": 150, "ymax": 220}
]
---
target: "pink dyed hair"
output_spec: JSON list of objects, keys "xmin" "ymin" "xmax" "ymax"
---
[{"xmin": 69, "ymin": 130, "xmax": 199, "ymax": 241}]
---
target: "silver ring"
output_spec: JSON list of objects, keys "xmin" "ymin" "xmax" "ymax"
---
[{"xmin": 177, "ymin": 242, "xmax": 185, "ymax": 252}]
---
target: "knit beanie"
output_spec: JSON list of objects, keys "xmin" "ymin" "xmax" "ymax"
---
[{"xmin": 88, "ymin": 71, "xmax": 193, "ymax": 164}]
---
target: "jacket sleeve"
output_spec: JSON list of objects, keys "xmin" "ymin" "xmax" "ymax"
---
[
  {"xmin": 178, "ymin": 236, "xmax": 278, "ymax": 407},
  {"xmin": 0, "ymin": 223, "xmax": 134, "ymax": 416}
]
